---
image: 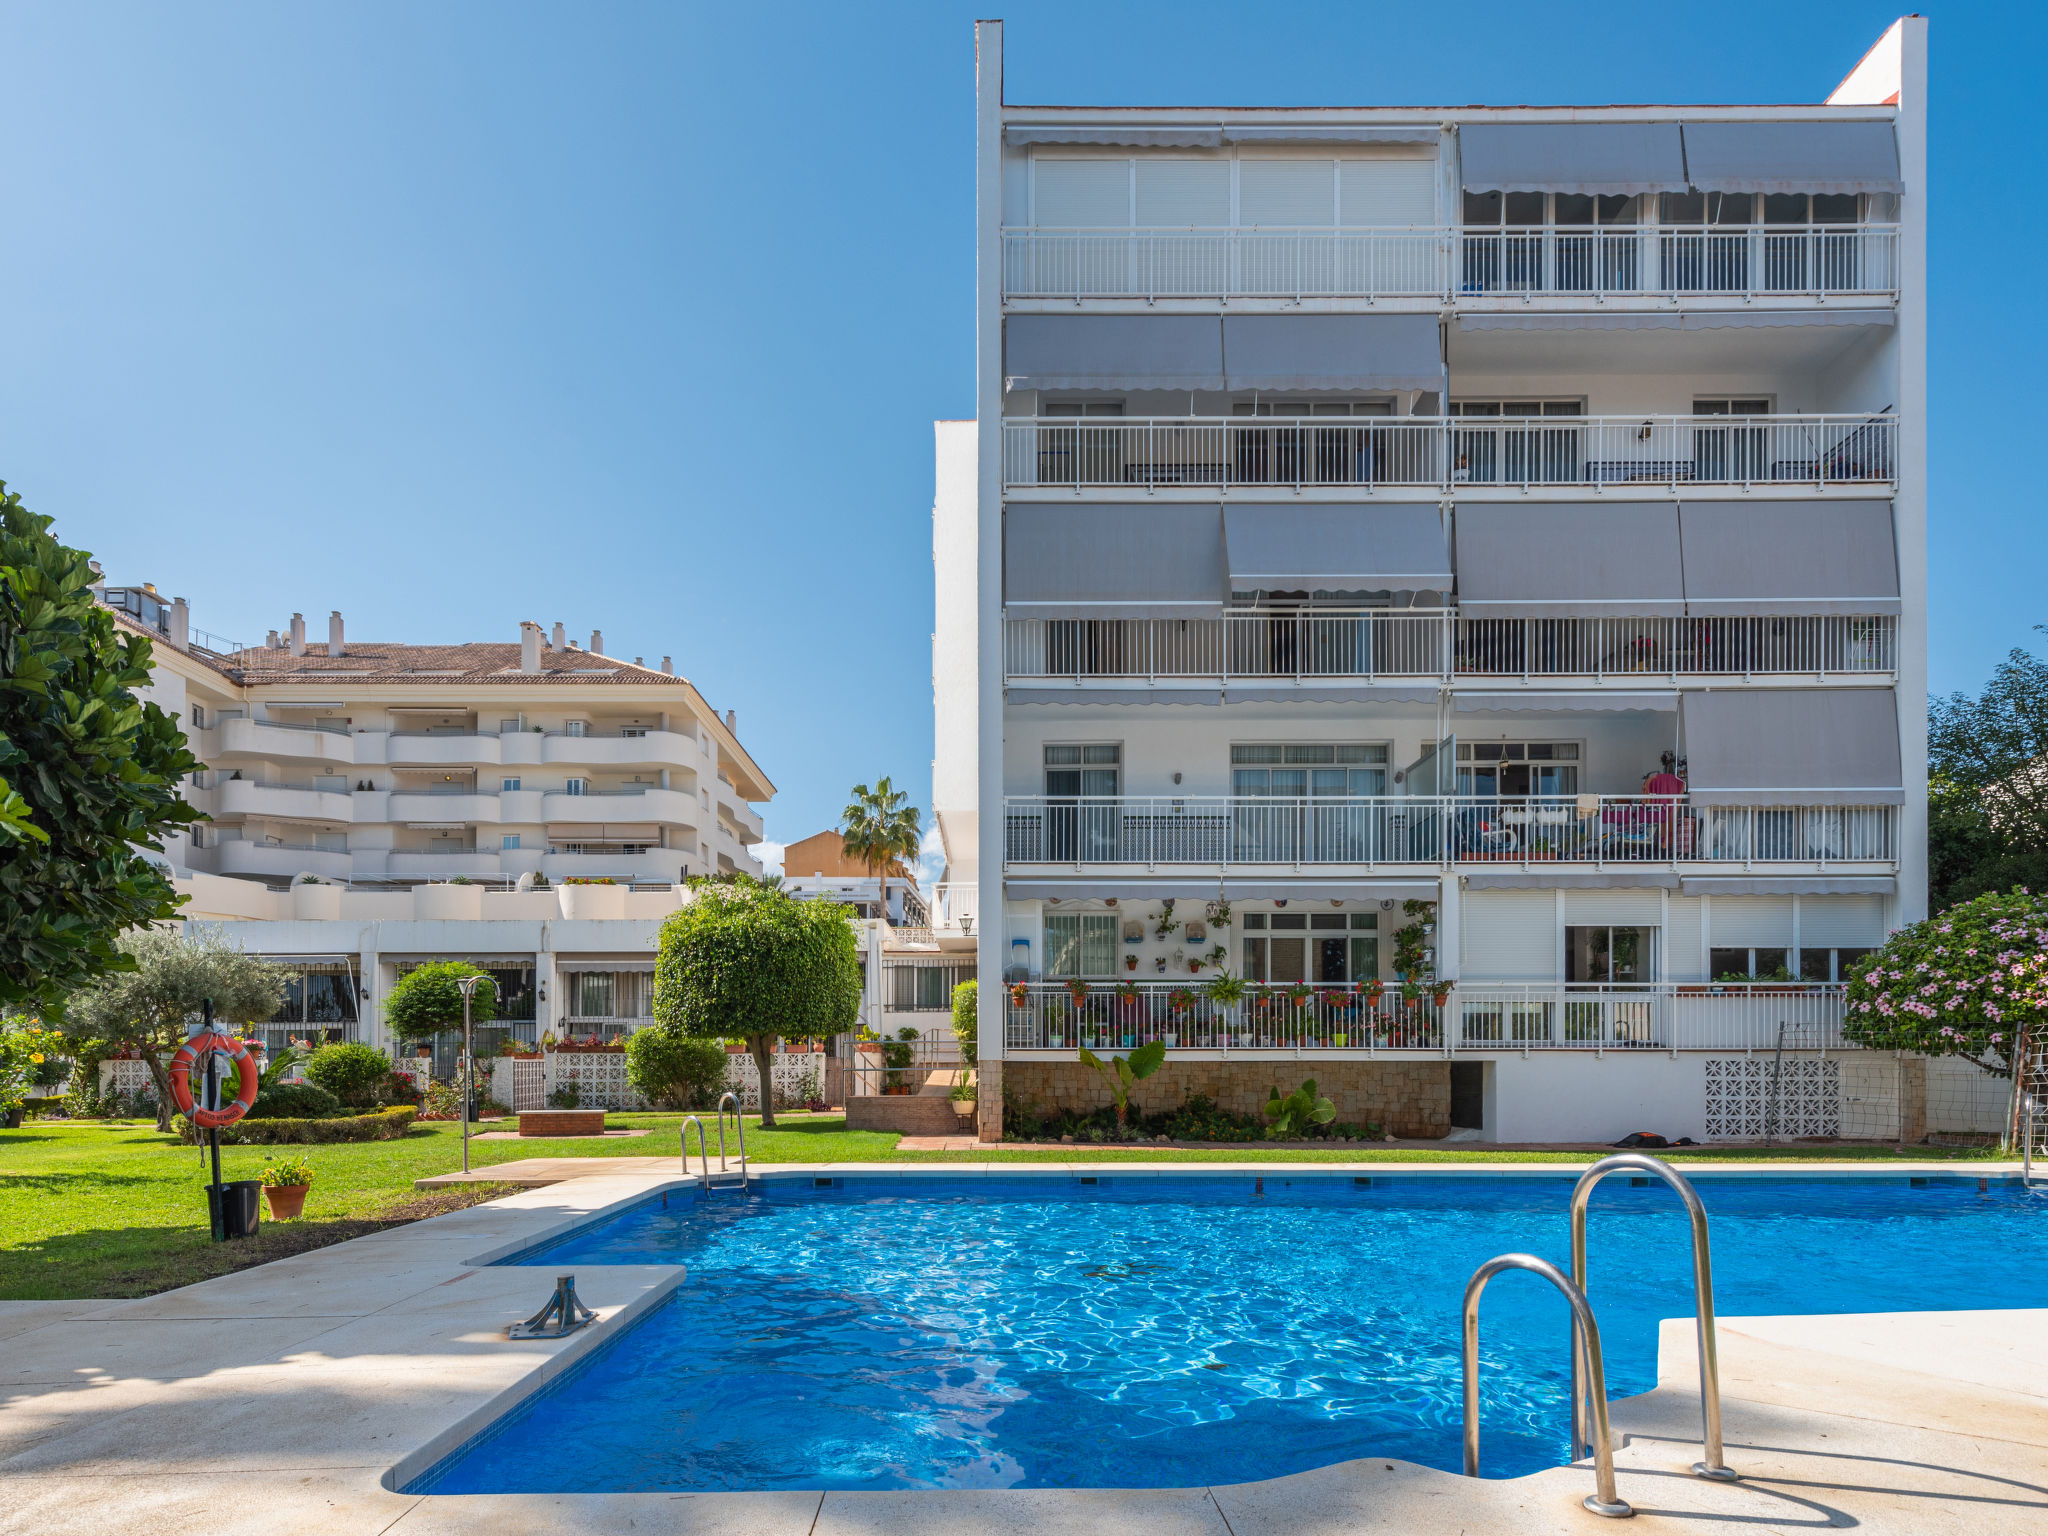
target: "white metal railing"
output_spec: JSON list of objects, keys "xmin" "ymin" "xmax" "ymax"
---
[
  {"xmin": 932, "ymin": 882, "xmax": 978, "ymax": 931},
  {"xmin": 1004, "ymin": 613, "xmax": 1895, "ymax": 683},
  {"xmin": 190, "ymin": 627, "xmax": 245, "ymax": 655},
  {"xmin": 1000, "ymin": 415, "xmax": 1895, "ymax": 491},
  {"xmin": 243, "ymin": 717, "xmax": 350, "ymax": 736},
  {"xmin": 1003, "ymin": 227, "xmax": 1449, "ymax": 300},
  {"xmin": 1001, "ymin": 979, "xmax": 1848, "ymax": 1054},
  {"xmin": 1001, "ymin": 795, "xmax": 1897, "ymax": 868},
  {"xmin": 1458, "ymin": 224, "xmax": 1898, "ymax": 299},
  {"xmin": 999, "ymin": 224, "xmax": 1899, "ymax": 301}
]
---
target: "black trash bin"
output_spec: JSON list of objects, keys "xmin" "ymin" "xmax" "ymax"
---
[{"xmin": 208, "ymin": 1179, "xmax": 263, "ymax": 1240}]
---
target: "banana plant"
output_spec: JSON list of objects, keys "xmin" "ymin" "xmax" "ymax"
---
[
  {"xmin": 1077, "ymin": 1039, "xmax": 1166, "ymax": 1126},
  {"xmin": 1264, "ymin": 1078, "xmax": 1337, "ymax": 1139}
]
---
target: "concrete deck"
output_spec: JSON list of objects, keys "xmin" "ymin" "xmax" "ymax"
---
[{"xmin": 1, "ymin": 1166, "xmax": 2042, "ymax": 1535}]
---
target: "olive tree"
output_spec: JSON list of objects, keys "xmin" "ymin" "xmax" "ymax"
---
[
  {"xmin": 0, "ymin": 488, "xmax": 201, "ymax": 1015},
  {"xmin": 63, "ymin": 929, "xmax": 291, "ymax": 1129},
  {"xmin": 652, "ymin": 878, "xmax": 861, "ymax": 1126}
]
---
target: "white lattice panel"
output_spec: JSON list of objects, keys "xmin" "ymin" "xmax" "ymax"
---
[
  {"xmin": 100, "ymin": 1059, "xmax": 157, "ymax": 1101},
  {"xmin": 511, "ymin": 1057, "xmax": 546, "ymax": 1111},
  {"xmin": 548, "ymin": 1052, "xmax": 649, "ymax": 1112},
  {"xmin": 392, "ymin": 1059, "xmax": 431, "ymax": 1095},
  {"xmin": 1705, "ymin": 1055, "xmax": 1841, "ymax": 1141},
  {"xmin": 720, "ymin": 1052, "xmax": 825, "ymax": 1110}
]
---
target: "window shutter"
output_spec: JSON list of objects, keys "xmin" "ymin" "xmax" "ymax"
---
[
  {"xmin": 1135, "ymin": 160, "xmax": 1230, "ymax": 226},
  {"xmin": 1033, "ymin": 159, "xmax": 1130, "ymax": 226},
  {"xmin": 1238, "ymin": 160, "xmax": 1336, "ymax": 225},
  {"xmin": 1339, "ymin": 160, "xmax": 1438, "ymax": 225}
]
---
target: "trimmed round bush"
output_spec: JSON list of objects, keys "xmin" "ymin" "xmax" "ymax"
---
[
  {"xmin": 304, "ymin": 1042, "xmax": 395, "ymax": 1106},
  {"xmin": 243, "ymin": 1081, "xmax": 344, "ymax": 1120},
  {"xmin": 624, "ymin": 1028, "xmax": 730, "ymax": 1109}
]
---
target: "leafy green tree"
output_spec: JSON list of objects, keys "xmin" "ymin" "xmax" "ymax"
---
[
  {"xmin": 951, "ymin": 979, "xmax": 977, "ymax": 1067},
  {"xmin": 62, "ymin": 929, "xmax": 290, "ymax": 1129},
  {"xmin": 623, "ymin": 1027, "xmax": 729, "ymax": 1109},
  {"xmin": 1928, "ymin": 634, "xmax": 2048, "ymax": 906},
  {"xmin": 385, "ymin": 962, "xmax": 496, "ymax": 1046},
  {"xmin": 652, "ymin": 878, "xmax": 861, "ymax": 1126},
  {"xmin": 841, "ymin": 776, "xmax": 921, "ymax": 926},
  {"xmin": 0, "ymin": 489, "xmax": 201, "ymax": 1015}
]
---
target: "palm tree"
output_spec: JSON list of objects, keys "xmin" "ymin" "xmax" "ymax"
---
[{"xmin": 841, "ymin": 777, "xmax": 922, "ymax": 926}]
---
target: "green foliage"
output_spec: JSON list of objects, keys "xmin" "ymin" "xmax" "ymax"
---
[
  {"xmin": 1264, "ymin": 1078, "xmax": 1338, "ymax": 1139},
  {"xmin": 1392, "ymin": 899, "xmax": 1435, "ymax": 979},
  {"xmin": 0, "ymin": 489, "xmax": 202, "ymax": 1015},
  {"xmin": 1927, "ymin": 634, "xmax": 2048, "ymax": 907},
  {"xmin": 880, "ymin": 1025, "xmax": 920, "ymax": 1070},
  {"xmin": 547, "ymin": 1083, "xmax": 582, "ymax": 1110},
  {"xmin": 303, "ymin": 1042, "xmax": 396, "ymax": 1105},
  {"xmin": 0, "ymin": 1022, "xmax": 65, "ymax": 1113},
  {"xmin": 1843, "ymin": 887, "xmax": 2048, "ymax": 1080},
  {"xmin": 623, "ymin": 1028, "xmax": 730, "ymax": 1109},
  {"xmin": 259, "ymin": 1153, "xmax": 316, "ymax": 1187},
  {"xmin": 1076, "ymin": 1039, "xmax": 1166, "ymax": 1126},
  {"xmin": 951, "ymin": 980, "xmax": 978, "ymax": 1067},
  {"xmin": 840, "ymin": 776, "xmax": 921, "ymax": 921},
  {"xmin": 259, "ymin": 1044, "xmax": 305, "ymax": 1090},
  {"xmin": 242, "ymin": 1082, "xmax": 344, "ymax": 1120},
  {"xmin": 384, "ymin": 962, "xmax": 496, "ymax": 1041},
  {"xmin": 1204, "ymin": 969, "xmax": 1246, "ymax": 1008},
  {"xmin": 175, "ymin": 1106, "xmax": 418, "ymax": 1145}
]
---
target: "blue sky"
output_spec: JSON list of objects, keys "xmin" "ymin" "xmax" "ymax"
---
[{"xmin": 0, "ymin": 2, "xmax": 2034, "ymax": 865}]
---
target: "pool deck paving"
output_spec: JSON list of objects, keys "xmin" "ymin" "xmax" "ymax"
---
[{"xmin": 1, "ymin": 1162, "xmax": 2043, "ymax": 1536}]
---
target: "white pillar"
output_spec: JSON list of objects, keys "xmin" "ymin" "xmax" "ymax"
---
[
  {"xmin": 1893, "ymin": 17, "xmax": 1930, "ymax": 924},
  {"xmin": 972, "ymin": 19, "xmax": 1006, "ymax": 1140}
]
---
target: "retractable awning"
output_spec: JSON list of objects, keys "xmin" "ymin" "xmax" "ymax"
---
[
  {"xmin": 1454, "ymin": 503, "xmax": 1685, "ymax": 618},
  {"xmin": 1224, "ymin": 125, "xmax": 1439, "ymax": 144},
  {"xmin": 1680, "ymin": 120, "xmax": 1901, "ymax": 195},
  {"xmin": 1007, "ymin": 126, "xmax": 1223, "ymax": 148},
  {"xmin": 1680, "ymin": 689, "xmax": 1903, "ymax": 805},
  {"xmin": 1466, "ymin": 872, "xmax": 1680, "ymax": 891},
  {"xmin": 1460, "ymin": 122, "xmax": 1688, "ymax": 195},
  {"xmin": 1223, "ymin": 503, "xmax": 1451, "ymax": 593},
  {"xmin": 1679, "ymin": 499, "xmax": 1899, "ymax": 616},
  {"xmin": 1004, "ymin": 315, "xmax": 1224, "ymax": 393},
  {"xmin": 1221, "ymin": 314, "xmax": 1443, "ymax": 393},
  {"xmin": 1453, "ymin": 691, "xmax": 1677, "ymax": 713},
  {"xmin": 1006, "ymin": 687, "xmax": 1224, "ymax": 706},
  {"xmin": 1005, "ymin": 504, "xmax": 1226, "ymax": 619}
]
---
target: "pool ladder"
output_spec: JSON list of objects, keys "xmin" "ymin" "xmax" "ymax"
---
[
  {"xmin": 680, "ymin": 1092, "xmax": 749, "ymax": 1192},
  {"xmin": 1461, "ymin": 1153, "xmax": 1737, "ymax": 1519}
]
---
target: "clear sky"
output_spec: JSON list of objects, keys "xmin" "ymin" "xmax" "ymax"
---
[{"xmin": 0, "ymin": 2, "xmax": 2034, "ymax": 868}]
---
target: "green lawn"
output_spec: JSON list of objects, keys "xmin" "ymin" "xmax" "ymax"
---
[{"xmin": 0, "ymin": 1115, "xmax": 2007, "ymax": 1300}]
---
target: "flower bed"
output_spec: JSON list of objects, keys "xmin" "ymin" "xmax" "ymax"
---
[{"xmin": 174, "ymin": 1106, "xmax": 418, "ymax": 1146}]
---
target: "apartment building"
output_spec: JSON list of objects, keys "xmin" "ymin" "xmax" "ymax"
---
[{"xmin": 946, "ymin": 18, "xmax": 1947, "ymax": 1144}]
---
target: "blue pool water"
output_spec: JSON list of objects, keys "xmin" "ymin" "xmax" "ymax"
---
[{"xmin": 413, "ymin": 1173, "xmax": 2048, "ymax": 1494}]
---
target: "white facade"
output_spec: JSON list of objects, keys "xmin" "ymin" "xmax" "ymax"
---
[{"xmin": 954, "ymin": 19, "xmax": 1930, "ymax": 1142}]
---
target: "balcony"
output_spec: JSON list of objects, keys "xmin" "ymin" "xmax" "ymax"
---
[
  {"xmin": 1001, "ymin": 795, "xmax": 1897, "ymax": 870},
  {"xmin": 540, "ymin": 787, "xmax": 696, "ymax": 827},
  {"xmin": 1001, "ymin": 415, "xmax": 1895, "ymax": 494},
  {"xmin": 998, "ymin": 224, "xmax": 1898, "ymax": 304},
  {"xmin": 387, "ymin": 790, "xmax": 505, "ymax": 825},
  {"xmin": 1000, "ymin": 979, "xmax": 1846, "ymax": 1054},
  {"xmin": 216, "ymin": 780, "xmax": 354, "ymax": 825},
  {"xmin": 1004, "ymin": 612, "xmax": 1895, "ymax": 686},
  {"xmin": 218, "ymin": 717, "xmax": 355, "ymax": 765},
  {"xmin": 931, "ymin": 883, "xmax": 977, "ymax": 934},
  {"xmin": 217, "ymin": 838, "xmax": 352, "ymax": 882},
  {"xmin": 385, "ymin": 850, "xmax": 502, "ymax": 879}
]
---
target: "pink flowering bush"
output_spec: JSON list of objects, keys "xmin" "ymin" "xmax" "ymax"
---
[{"xmin": 1842, "ymin": 887, "xmax": 2047, "ymax": 1075}]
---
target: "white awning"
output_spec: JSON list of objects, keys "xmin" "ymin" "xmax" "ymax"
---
[
  {"xmin": 1460, "ymin": 122, "xmax": 1688, "ymax": 195},
  {"xmin": 1460, "ymin": 312, "xmax": 1680, "ymax": 332},
  {"xmin": 1006, "ymin": 880, "xmax": 1222, "ymax": 900},
  {"xmin": 1005, "ymin": 504, "xmax": 1226, "ymax": 619},
  {"xmin": 1680, "ymin": 689, "xmax": 1903, "ymax": 806},
  {"xmin": 1680, "ymin": 309, "xmax": 1895, "ymax": 330},
  {"xmin": 1004, "ymin": 314, "xmax": 1225, "ymax": 393},
  {"xmin": 1224, "ymin": 125, "xmax": 1439, "ymax": 144},
  {"xmin": 558, "ymin": 960, "xmax": 659, "ymax": 973},
  {"xmin": 1007, "ymin": 125, "xmax": 1223, "ymax": 148},
  {"xmin": 1680, "ymin": 120, "xmax": 1901, "ymax": 195}
]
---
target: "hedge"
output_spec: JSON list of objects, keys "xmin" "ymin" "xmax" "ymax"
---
[{"xmin": 175, "ymin": 1106, "xmax": 418, "ymax": 1145}]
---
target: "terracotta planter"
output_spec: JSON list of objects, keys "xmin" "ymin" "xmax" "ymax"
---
[{"xmin": 263, "ymin": 1184, "xmax": 309, "ymax": 1220}]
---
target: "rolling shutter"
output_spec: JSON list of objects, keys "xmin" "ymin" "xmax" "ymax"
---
[
  {"xmin": 1135, "ymin": 160, "xmax": 1230, "ymax": 226},
  {"xmin": 1339, "ymin": 160, "xmax": 1437, "ymax": 225},
  {"xmin": 1032, "ymin": 160, "xmax": 1129, "ymax": 226},
  {"xmin": 1238, "ymin": 160, "xmax": 1336, "ymax": 225}
]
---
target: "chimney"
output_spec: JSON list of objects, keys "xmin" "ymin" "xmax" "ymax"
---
[
  {"xmin": 328, "ymin": 611, "xmax": 344, "ymax": 657},
  {"xmin": 167, "ymin": 597, "xmax": 190, "ymax": 652},
  {"xmin": 266, "ymin": 629, "xmax": 281, "ymax": 649},
  {"xmin": 551, "ymin": 621, "xmax": 565, "ymax": 650},
  {"xmin": 519, "ymin": 621, "xmax": 541, "ymax": 674},
  {"xmin": 288, "ymin": 613, "xmax": 305, "ymax": 656},
  {"xmin": 725, "ymin": 709, "xmax": 736, "ymax": 733},
  {"xmin": 590, "ymin": 629, "xmax": 603, "ymax": 655},
  {"xmin": 634, "ymin": 655, "xmax": 643, "ymax": 666},
  {"xmin": 661, "ymin": 656, "xmax": 672, "ymax": 674}
]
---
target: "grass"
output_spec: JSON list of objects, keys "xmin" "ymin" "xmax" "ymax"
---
[{"xmin": 0, "ymin": 1114, "xmax": 2009, "ymax": 1300}]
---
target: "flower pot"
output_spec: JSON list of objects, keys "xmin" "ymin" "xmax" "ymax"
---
[
  {"xmin": 1159, "ymin": 1032, "xmax": 1177, "ymax": 1048},
  {"xmin": 558, "ymin": 883, "xmax": 628, "ymax": 920},
  {"xmin": 1331, "ymin": 1033, "xmax": 1349, "ymax": 1048},
  {"xmin": 263, "ymin": 1184, "xmax": 309, "ymax": 1221},
  {"xmin": 1124, "ymin": 956, "xmax": 1138, "ymax": 971}
]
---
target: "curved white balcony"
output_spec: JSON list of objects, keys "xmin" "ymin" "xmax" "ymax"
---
[
  {"xmin": 387, "ymin": 791, "xmax": 504, "ymax": 825},
  {"xmin": 540, "ymin": 730, "xmax": 698, "ymax": 769},
  {"xmin": 217, "ymin": 840, "xmax": 352, "ymax": 881},
  {"xmin": 386, "ymin": 733, "xmax": 504, "ymax": 768},
  {"xmin": 541, "ymin": 850, "xmax": 686, "ymax": 882},
  {"xmin": 385, "ymin": 851, "xmax": 503, "ymax": 879},
  {"xmin": 216, "ymin": 780, "xmax": 354, "ymax": 825},
  {"xmin": 218, "ymin": 718, "xmax": 355, "ymax": 765},
  {"xmin": 540, "ymin": 787, "xmax": 696, "ymax": 827}
]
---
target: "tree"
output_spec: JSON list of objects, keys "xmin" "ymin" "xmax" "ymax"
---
[
  {"xmin": 1928, "ymin": 634, "xmax": 2048, "ymax": 907},
  {"xmin": 652, "ymin": 878, "xmax": 861, "ymax": 1126},
  {"xmin": 623, "ymin": 1027, "xmax": 729, "ymax": 1109},
  {"xmin": 951, "ymin": 979, "xmax": 977, "ymax": 1067},
  {"xmin": 841, "ymin": 777, "xmax": 921, "ymax": 926},
  {"xmin": 385, "ymin": 962, "xmax": 496, "ymax": 1046},
  {"xmin": 62, "ymin": 929, "xmax": 290, "ymax": 1129},
  {"xmin": 1077, "ymin": 1040, "xmax": 1165, "ymax": 1128},
  {"xmin": 0, "ymin": 488, "xmax": 201, "ymax": 1015},
  {"xmin": 304, "ymin": 1042, "xmax": 400, "ymax": 1106}
]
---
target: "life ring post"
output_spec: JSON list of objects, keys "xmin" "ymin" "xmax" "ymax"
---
[{"xmin": 204, "ymin": 999, "xmax": 224, "ymax": 1241}]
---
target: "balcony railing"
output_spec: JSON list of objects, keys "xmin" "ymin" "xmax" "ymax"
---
[
  {"xmin": 1001, "ymin": 979, "xmax": 1848, "ymax": 1053},
  {"xmin": 1001, "ymin": 415, "xmax": 1895, "ymax": 491},
  {"xmin": 931, "ymin": 882, "xmax": 978, "ymax": 932},
  {"xmin": 1001, "ymin": 795, "xmax": 1897, "ymax": 867},
  {"xmin": 999, "ymin": 224, "xmax": 1898, "ymax": 301},
  {"xmin": 1004, "ymin": 613, "xmax": 1895, "ymax": 683}
]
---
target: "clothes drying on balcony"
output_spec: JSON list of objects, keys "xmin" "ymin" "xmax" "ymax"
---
[
  {"xmin": 1459, "ymin": 122, "xmax": 1688, "ymax": 196},
  {"xmin": 1679, "ymin": 689, "xmax": 1903, "ymax": 806},
  {"xmin": 1678, "ymin": 499, "xmax": 1900, "ymax": 615}
]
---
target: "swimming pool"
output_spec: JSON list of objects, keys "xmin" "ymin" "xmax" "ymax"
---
[{"xmin": 411, "ymin": 1172, "xmax": 2047, "ymax": 1494}]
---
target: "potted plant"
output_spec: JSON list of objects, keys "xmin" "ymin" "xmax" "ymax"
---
[
  {"xmin": 1153, "ymin": 899, "xmax": 1180, "ymax": 939},
  {"xmin": 1206, "ymin": 898, "xmax": 1232, "ymax": 928},
  {"xmin": 1204, "ymin": 969, "xmax": 1245, "ymax": 1045},
  {"xmin": 260, "ymin": 1154, "xmax": 315, "ymax": 1221},
  {"xmin": 1009, "ymin": 981, "xmax": 1030, "ymax": 1009},
  {"xmin": 1431, "ymin": 981, "xmax": 1453, "ymax": 1010},
  {"xmin": 1124, "ymin": 953, "xmax": 1139, "ymax": 972}
]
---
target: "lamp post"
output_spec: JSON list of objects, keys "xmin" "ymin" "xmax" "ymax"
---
[{"xmin": 455, "ymin": 974, "xmax": 482, "ymax": 1175}]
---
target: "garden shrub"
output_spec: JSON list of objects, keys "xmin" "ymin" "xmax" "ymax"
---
[
  {"xmin": 304, "ymin": 1042, "xmax": 396, "ymax": 1105},
  {"xmin": 624, "ymin": 1028, "xmax": 729, "ymax": 1109},
  {"xmin": 951, "ymin": 980, "xmax": 977, "ymax": 1067},
  {"xmin": 242, "ymin": 1082, "xmax": 345, "ymax": 1120},
  {"xmin": 175, "ymin": 1105, "xmax": 417, "ymax": 1145}
]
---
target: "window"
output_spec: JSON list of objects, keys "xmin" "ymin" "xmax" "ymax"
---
[
  {"xmin": 1044, "ymin": 914, "xmax": 1117, "ymax": 978},
  {"xmin": 1693, "ymin": 398, "xmax": 1772, "ymax": 416},
  {"xmin": 1456, "ymin": 742, "xmax": 1579, "ymax": 798},
  {"xmin": 1711, "ymin": 948, "xmax": 1793, "ymax": 982},
  {"xmin": 1044, "ymin": 743, "xmax": 1121, "ymax": 794},
  {"xmin": 1799, "ymin": 947, "xmax": 1875, "ymax": 983},
  {"xmin": 1231, "ymin": 400, "xmax": 1394, "ymax": 418},
  {"xmin": 890, "ymin": 963, "xmax": 976, "ymax": 1012},
  {"xmin": 275, "ymin": 967, "xmax": 358, "ymax": 1027},
  {"xmin": 1231, "ymin": 743, "xmax": 1387, "ymax": 798},
  {"xmin": 500, "ymin": 834, "xmax": 521, "ymax": 851},
  {"xmin": 575, "ymin": 972, "xmax": 615, "ymax": 1018},
  {"xmin": 1464, "ymin": 191, "xmax": 1640, "ymax": 228},
  {"xmin": 1450, "ymin": 401, "xmax": 1584, "ymax": 485},
  {"xmin": 501, "ymin": 778, "xmax": 522, "ymax": 792},
  {"xmin": 1044, "ymin": 401, "xmax": 1124, "ymax": 417},
  {"xmin": 564, "ymin": 720, "xmax": 588, "ymax": 738},
  {"xmin": 190, "ymin": 703, "xmax": 206, "ymax": 728},
  {"xmin": 564, "ymin": 779, "xmax": 586, "ymax": 796},
  {"xmin": 1567, "ymin": 926, "xmax": 1657, "ymax": 984}
]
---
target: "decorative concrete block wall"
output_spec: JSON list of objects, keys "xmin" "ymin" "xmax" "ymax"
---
[{"xmin": 1003, "ymin": 1060, "xmax": 1451, "ymax": 1139}]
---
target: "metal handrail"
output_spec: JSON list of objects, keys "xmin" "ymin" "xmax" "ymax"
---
[
  {"xmin": 681, "ymin": 1114, "xmax": 709, "ymax": 1182},
  {"xmin": 1462, "ymin": 1252, "xmax": 1632, "ymax": 1519},
  {"xmin": 715, "ymin": 1090, "xmax": 748, "ymax": 1176},
  {"xmin": 1569, "ymin": 1153, "xmax": 1736, "ymax": 1482}
]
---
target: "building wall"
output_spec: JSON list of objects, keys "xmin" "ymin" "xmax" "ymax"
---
[{"xmin": 1004, "ymin": 1058, "xmax": 1451, "ymax": 1138}]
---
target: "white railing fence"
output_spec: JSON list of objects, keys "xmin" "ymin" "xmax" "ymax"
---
[
  {"xmin": 1003, "ymin": 227, "xmax": 1449, "ymax": 300},
  {"xmin": 1001, "ymin": 795, "xmax": 1898, "ymax": 867},
  {"xmin": 931, "ymin": 882, "xmax": 978, "ymax": 931},
  {"xmin": 1000, "ymin": 415, "xmax": 1896, "ymax": 490},
  {"xmin": 1458, "ymin": 223, "xmax": 1899, "ymax": 299}
]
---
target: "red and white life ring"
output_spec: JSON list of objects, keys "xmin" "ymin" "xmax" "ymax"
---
[{"xmin": 168, "ymin": 1031, "xmax": 259, "ymax": 1129}]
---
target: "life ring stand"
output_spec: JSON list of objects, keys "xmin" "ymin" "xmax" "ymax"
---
[{"xmin": 169, "ymin": 1031, "xmax": 259, "ymax": 1129}]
